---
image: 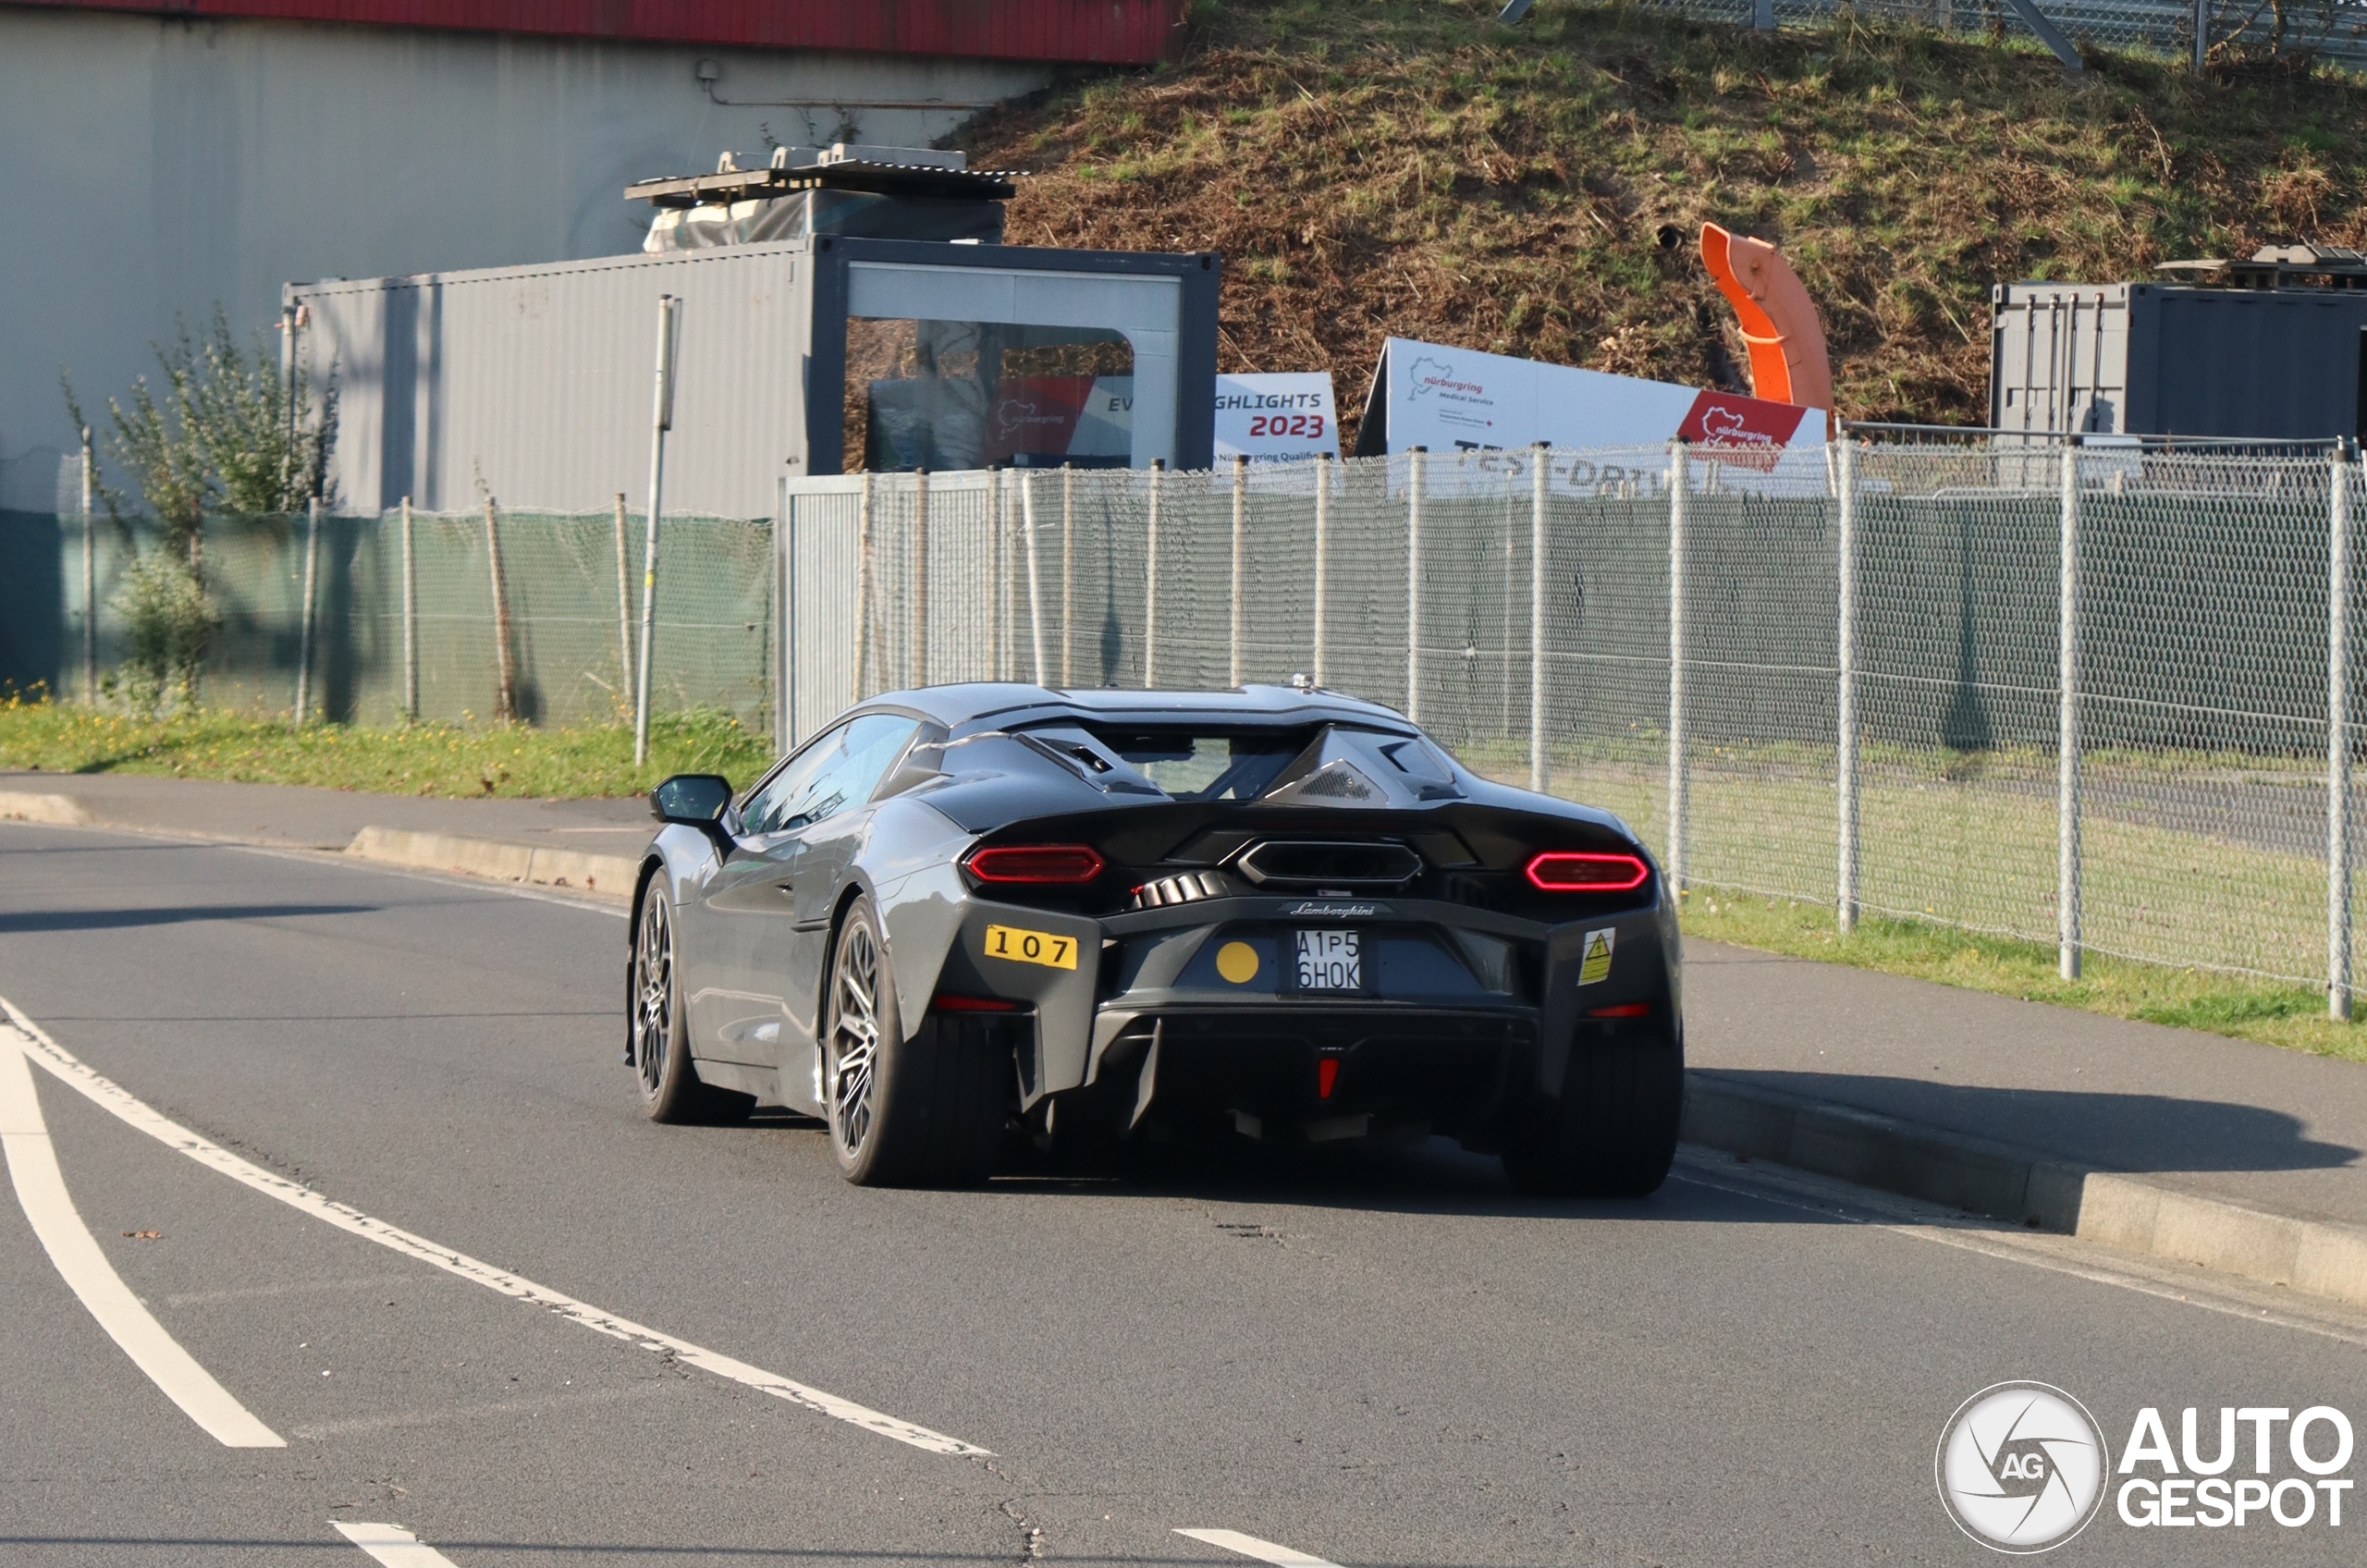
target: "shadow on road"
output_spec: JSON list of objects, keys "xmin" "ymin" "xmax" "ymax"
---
[
  {"xmin": 1708, "ymin": 1068, "xmax": 2361, "ymax": 1177},
  {"xmin": 0, "ymin": 901, "xmax": 378, "ymax": 933}
]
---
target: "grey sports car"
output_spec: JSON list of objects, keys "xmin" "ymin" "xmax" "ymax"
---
[{"xmin": 628, "ymin": 683, "xmax": 1682, "ymax": 1194}]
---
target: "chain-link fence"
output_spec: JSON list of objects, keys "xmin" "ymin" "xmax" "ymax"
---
[
  {"xmin": 785, "ymin": 442, "xmax": 2366, "ymax": 1001},
  {"xmin": 1632, "ymin": 0, "xmax": 2367, "ymax": 69},
  {"xmin": 18, "ymin": 504, "xmax": 775, "ymax": 729}
]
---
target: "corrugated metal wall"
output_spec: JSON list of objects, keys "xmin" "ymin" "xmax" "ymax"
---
[
  {"xmin": 296, "ymin": 245, "xmax": 812, "ymax": 521},
  {"xmin": 17, "ymin": 0, "xmax": 1184, "ymax": 63}
]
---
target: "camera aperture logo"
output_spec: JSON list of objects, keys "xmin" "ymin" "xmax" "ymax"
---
[{"xmin": 1936, "ymin": 1382, "xmax": 2110, "ymax": 1553}]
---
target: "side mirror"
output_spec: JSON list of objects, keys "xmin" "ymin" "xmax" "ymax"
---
[{"xmin": 650, "ymin": 773, "xmax": 735, "ymax": 827}]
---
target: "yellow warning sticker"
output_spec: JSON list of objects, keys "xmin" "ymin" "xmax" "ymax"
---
[
  {"xmin": 1578, "ymin": 927, "xmax": 1615, "ymax": 986},
  {"xmin": 983, "ymin": 924, "xmax": 1078, "ymax": 970}
]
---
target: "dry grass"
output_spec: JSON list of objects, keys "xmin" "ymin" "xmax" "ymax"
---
[{"xmin": 967, "ymin": 0, "xmax": 2367, "ymax": 439}]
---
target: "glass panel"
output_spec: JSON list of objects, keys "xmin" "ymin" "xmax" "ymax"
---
[{"xmin": 846, "ymin": 319, "xmax": 1134, "ymax": 472}]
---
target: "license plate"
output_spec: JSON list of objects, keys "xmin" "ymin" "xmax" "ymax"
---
[
  {"xmin": 982, "ymin": 924, "xmax": 1078, "ymax": 970},
  {"xmin": 1294, "ymin": 929, "xmax": 1361, "ymax": 992}
]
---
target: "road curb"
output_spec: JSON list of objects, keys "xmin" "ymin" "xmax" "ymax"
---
[
  {"xmin": 345, "ymin": 826, "xmax": 639, "ymax": 902},
  {"xmin": 1683, "ymin": 1072, "xmax": 2367, "ymax": 1310},
  {"xmin": 0, "ymin": 790, "xmax": 94, "ymax": 827}
]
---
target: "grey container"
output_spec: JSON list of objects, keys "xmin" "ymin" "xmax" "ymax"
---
[
  {"xmin": 1991, "ymin": 281, "xmax": 2367, "ymax": 442},
  {"xmin": 291, "ymin": 236, "xmax": 1221, "ymax": 518}
]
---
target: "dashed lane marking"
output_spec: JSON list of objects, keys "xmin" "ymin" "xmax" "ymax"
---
[
  {"xmin": 332, "ymin": 1521, "xmax": 460, "ymax": 1566},
  {"xmin": 1175, "ymin": 1527, "xmax": 1343, "ymax": 1567},
  {"xmin": 0, "ymin": 994, "xmax": 990, "ymax": 1458},
  {"xmin": 0, "ymin": 1037, "xmax": 284, "ymax": 1448}
]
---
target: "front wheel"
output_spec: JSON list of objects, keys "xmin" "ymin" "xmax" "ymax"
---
[
  {"xmin": 823, "ymin": 896, "xmax": 1007, "ymax": 1186},
  {"xmin": 1502, "ymin": 1021, "xmax": 1683, "ymax": 1197},
  {"xmin": 629, "ymin": 877, "xmax": 751, "ymax": 1124}
]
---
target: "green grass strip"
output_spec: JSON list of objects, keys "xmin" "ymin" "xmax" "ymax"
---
[{"xmin": 1682, "ymin": 888, "xmax": 2367, "ymax": 1063}]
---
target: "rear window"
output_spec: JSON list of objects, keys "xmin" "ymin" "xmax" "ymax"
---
[{"xmin": 1085, "ymin": 729, "xmax": 1307, "ymax": 802}]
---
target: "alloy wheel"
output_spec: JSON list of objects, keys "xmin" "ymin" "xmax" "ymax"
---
[
  {"xmin": 828, "ymin": 920, "xmax": 882, "ymax": 1158},
  {"xmin": 633, "ymin": 892, "xmax": 673, "ymax": 1098}
]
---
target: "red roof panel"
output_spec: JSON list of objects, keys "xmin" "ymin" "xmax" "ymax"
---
[{"xmin": 10, "ymin": 0, "xmax": 1184, "ymax": 64}]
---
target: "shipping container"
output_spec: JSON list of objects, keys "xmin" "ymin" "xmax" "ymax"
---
[
  {"xmin": 292, "ymin": 235, "xmax": 1220, "ymax": 517},
  {"xmin": 1991, "ymin": 275, "xmax": 2367, "ymax": 442}
]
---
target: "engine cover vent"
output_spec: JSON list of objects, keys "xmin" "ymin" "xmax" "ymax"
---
[
  {"xmin": 1129, "ymin": 871, "xmax": 1233, "ymax": 911},
  {"xmin": 1236, "ymin": 839, "xmax": 1421, "ymax": 888}
]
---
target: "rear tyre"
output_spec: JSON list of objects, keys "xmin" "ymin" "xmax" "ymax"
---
[
  {"xmin": 630, "ymin": 877, "xmax": 754, "ymax": 1125},
  {"xmin": 1502, "ymin": 1020, "xmax": 1683, "ymax": 1198},
  {"xmin": 823, "ymin": 896, "xmax": 1008, "ymax": 1187}
]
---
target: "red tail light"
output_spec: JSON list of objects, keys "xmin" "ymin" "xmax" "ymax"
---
[
  {"xmin": 963, "ymin": 843, "xmax": 1106, "ymax": 884},
  {"xmin": 934, "ymin": 994, "xmax": 1020, "ymax": 1012},
  {"xmin": 1524, "ymin": 851, "xmax": 1651, "ymax": 892},
  {"xmin": 1586, "ymin": 1001, "xmax": 1653, "ymax": 1019}
]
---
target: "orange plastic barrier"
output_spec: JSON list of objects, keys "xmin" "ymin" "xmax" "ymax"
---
[{"xmin": 1699, "ymin": 223, "xmax": 1834, "ymax": 434}]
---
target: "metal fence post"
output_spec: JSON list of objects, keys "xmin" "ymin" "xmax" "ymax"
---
[
  {"xmin": 294, "ymin": 495, "xmax": 321, "ymax": 726},
  {"xmin": 914, "ymin": 469, "xmax": 931, "ymax": 688},
  {"xmin": 2192, "ymin": 0, "xmax": 2209, "ymax": 68},
  {"xmin": 1528, "ymin": 443, "xmax": 1548, "ymax": 793},
  {"xmin": 615, "ymin": 495, "xmax": 634, "ymax": 715},
  {"xmin": 987, "ymin": 467, "xmax": 1004, "ymax": 681},
  {"xmin": 1312, "ymin": 452, "xmax": 1331, "ymax": 686},
  {"xmin": 484, "ymin": 496, "xmax": 517, "ymax": 722},
  {"xmin": 853, "ymin": 472, "xmax": 876, "ymax": 697},
  {"xmin": 1061, "ymin": 465, "xmax": 1075, "ymax": 690},
  {"xmin": 1406, "ymin": 447, "xmax": 1425, "ymax": 721},
  {"xmin": 80, "ymin": 426, "xmax": 94, "ymax": 704},
  {"xmin": 633, "ymin": 293, "xmax": 679, "ymax": 767},
  {"xmin": 1145, "ymin": 459, "xmax": 1162, "ymax": 689},
  {"xmin": 2058, "ymin": 441, "xmax": 2083, "ymax": 980},
  {"xmin": 774, "ymin": 475, "xmax": 790, "ymax": 755},
  {"xmin": 1835, "ymin": 438, "xmax": 1859, "ymax": 933},
  {"xmin": 2332, "ymin": 447, "xmax": 2354, "ymax": 1020},
  {"xmin": 402, "ymin": 495, "xmax": 419, "ymax": 722},
  {"xmin": 1667, "ymin": 441, "xmax": 1689, "ymax": 891},
  {"xmin": 1022, "ymin": 471, "xmax": 1046, "ymax": 686},
  {"xmin": 1230, "ymin": 454, "xmax": 1247, "ymax": 688}
]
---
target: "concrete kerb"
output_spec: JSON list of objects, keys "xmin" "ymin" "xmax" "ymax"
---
[
  {"xmin": 345, "ymin": 826, "xmax": 638, "ymax": 902},
  {"xmin": 1683, "ymin": 1072, "xmax": 2367, "ymax": 1310}
]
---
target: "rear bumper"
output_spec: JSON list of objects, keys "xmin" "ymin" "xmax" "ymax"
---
[{"xmin": 926, "ymin": 888, "xmax": 1677, "ymax": 1118}]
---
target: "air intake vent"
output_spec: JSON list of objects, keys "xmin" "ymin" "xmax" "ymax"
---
[{"xmin": 1236, "ymin": 839, "xmax": 1421, "ymax": 888}]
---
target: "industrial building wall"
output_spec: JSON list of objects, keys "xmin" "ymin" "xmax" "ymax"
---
[
  {"xmin": 294, "ymin": 246, "xmax": 812, "ymax": 520},
  {"xmin": 0, "ymin": 6, "xmax": 1045, "ymax": 512}
]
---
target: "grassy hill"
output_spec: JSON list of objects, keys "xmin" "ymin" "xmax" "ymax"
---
[{"xmin": 965, "ymin": 0, "xmax": 2367, "ymax": 435}]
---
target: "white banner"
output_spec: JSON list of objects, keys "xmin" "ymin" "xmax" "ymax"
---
[
  {"xmin": 1214, "ymin": 372, "xmax": 1340, "ymax": 462},
  {"xmin": 1363, "ymin": 336, "xmax": 1824, "ymax": 456}
]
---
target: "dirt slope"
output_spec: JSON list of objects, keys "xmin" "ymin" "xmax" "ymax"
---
[{"xmin": 963, "ymin": 0, "xmax": 2367, "ymax": 437}]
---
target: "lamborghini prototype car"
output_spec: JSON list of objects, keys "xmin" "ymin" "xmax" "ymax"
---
[{"xmin": 627, "ymin": 683, "xmax": 1682, "ymax": 1194}]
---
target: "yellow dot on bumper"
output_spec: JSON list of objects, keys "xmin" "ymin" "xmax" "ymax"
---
[{"xmin": 1216, "ymin": 940, "xmax": 1260, "ymax": 985}]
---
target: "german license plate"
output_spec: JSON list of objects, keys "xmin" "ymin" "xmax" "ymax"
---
[{"xmin": 1294, "ymin": 929, "xmax": 1361, "ymax": 992}]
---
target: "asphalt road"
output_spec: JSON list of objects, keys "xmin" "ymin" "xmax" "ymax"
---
[{"xmin": 3, "ymin": 822, "xmax": 2365, "ymax": 1567}]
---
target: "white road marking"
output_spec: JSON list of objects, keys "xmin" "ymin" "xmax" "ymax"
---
[
  {"xmin": 0, "ymin": 996, "xmax": 988, "ymax": 1458},
  {"xmin": 1176, "ymin": 1527, "xmax": 1343, "ymax": 1567},
  {"xmin": 0, "ymin": 1039, "xmax": 285, "ymax": 1448},
  {"xmin": 333, "ymin": 1520, "xmax": 460, "ymax": 1566}
]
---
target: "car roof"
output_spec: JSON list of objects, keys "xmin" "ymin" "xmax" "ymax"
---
[{"xmin": 853, "ymin": 682, "xmax": 1419, "ymax": 736}]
